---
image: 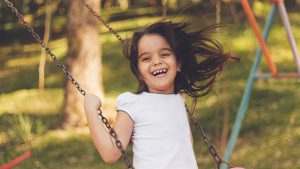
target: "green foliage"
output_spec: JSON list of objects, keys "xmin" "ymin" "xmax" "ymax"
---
[
  {"xmin": 0, "ymin": 4, "xmax": 300, "ymax": 169},
  {"xmin": 8, "ymin": 113, "xmax": 33, "ymax": 144}
]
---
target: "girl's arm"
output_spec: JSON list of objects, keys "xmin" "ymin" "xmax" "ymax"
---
[{"xmin": 84, "ymin": 93, "xmax": 134, "ymax": 164}]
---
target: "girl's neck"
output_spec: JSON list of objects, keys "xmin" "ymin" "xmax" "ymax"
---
[
  {"xmin": 144, "ymin": 91, "xmax": 175, "ymax": 95},
  {"xmin": 147, "ymin": 88, "xmax": 174, "ymax": 94}
]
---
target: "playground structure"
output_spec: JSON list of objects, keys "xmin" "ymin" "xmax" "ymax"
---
[
  {"xmin": 221, "ymin": 0, "xmax": 300, "ymax": 168},
  {"xmin": 1, "ymin": 0, "xmax": 299, "ymax": 168},
  {"xmin": 0, "ymin": 150, "xmax": 32, "ymax": 169}
]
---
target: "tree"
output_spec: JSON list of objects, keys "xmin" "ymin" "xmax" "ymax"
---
[
  {"xmin": 162, "ymin": 0, "xmax": 167, "ymax": 17},
  {"xmin": 62, "ymin": 0, "xmax": 104, "ymax": 128},
  {"xmin": 118, "ymin": 0, "xmax": 129, "ymax": 10},
  {"xmin": 148, "ymin": 0, "xmax": 158, "ymax": 6},
  {"xmin": 39, "ymin": 0, "xmax": 53, "ymax": 91},
  {"xmin": 104, "ymin": 0, "xmax": 112, "ymax": 20}
]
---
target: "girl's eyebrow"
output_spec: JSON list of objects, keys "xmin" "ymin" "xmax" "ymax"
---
[
  {"xmin": 160, "ymin": 48, "xmax": 172, "ymax": 52},
  {"xmin": 138, "ymin": 52, "xmax": 149, "ymax": 58},
  {"xmin": 138, "ymin": 48, "xmax": 173, "ymax": 58}
]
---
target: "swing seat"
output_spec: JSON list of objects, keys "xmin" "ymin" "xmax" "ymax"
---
[{"xmin": 231, "ymin": 167, "xmax": 245, "ymax": 169}]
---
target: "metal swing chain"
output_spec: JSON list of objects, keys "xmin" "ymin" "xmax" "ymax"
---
[
  {"xmin": 78, "ymin": 0, "xmax": 133, "ymax": 167},
  {"xmin": 78, "ymin": 0, "xmax": 124, "ymax": 44},
  {"xmin": 3, "ymin": 0, "xmax": 86, "ymax": 96},
  {"xmin": 79, "ymin": 1, "xmax": 235, "ymax": 168},
  {"xmin": 3, "ymin": 1, "xmax": 134, "ymax": 168},
  {"xmin": 185, "ymin": 102, "xmax": 234, "ymax": 169},
  {"xmin": 97, "ymin": 110, "xmax": 134, "ymax": 169}
]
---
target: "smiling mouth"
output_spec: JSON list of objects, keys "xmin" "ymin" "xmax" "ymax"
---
[{"xmin": 152, "ymin": 69, "xmax": 168, "ymax": 76}]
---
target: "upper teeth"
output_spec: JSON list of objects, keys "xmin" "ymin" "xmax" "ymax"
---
[{"xmin": 152, "ymin": 69, "xmax": 167, "ymax": 76}]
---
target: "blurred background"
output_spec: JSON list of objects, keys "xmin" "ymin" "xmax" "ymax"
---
[{"xmin": 0, "ymin": 0, "xmax": 299, "ymax": 168}]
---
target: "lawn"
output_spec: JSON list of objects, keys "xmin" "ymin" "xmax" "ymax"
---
[{"xmin": 0, "ymin": 3, "xmax": 300, "ymax": 169}]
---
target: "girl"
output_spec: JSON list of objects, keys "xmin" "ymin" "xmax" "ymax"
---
[{"xmin": 84, "ymin": 20, "xmax": 235, "ymax": 169}]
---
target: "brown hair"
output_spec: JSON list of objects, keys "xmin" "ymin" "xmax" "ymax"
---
[{"xmin": 123, "ymin": 20, "xmax": 238, "ymax": 98}]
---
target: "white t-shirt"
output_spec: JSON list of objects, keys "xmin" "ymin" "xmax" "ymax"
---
[{"xmin": 116, "ymin": 91, "xmax": 199, "ymax": 169}]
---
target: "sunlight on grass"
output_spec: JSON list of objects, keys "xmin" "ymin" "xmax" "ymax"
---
[
  {"xmin": 44, "ymin": 73, "xmax": 64, "ymax": 87},
  {"xmin": 288, "ymin": 12, "xmax": 300, "ymax": 27},
  {"xmin": 0, "ymin": 89, "xmax": 63, "ymax": 115},
  {"xmin": 2, "ymin": 38, "xmax": 67, "ymax": 69},
  {"xmin": 232, "ymin": 29, "xmax": 257, "ymax": 53},
  {"xmin": 103, "ymin": 16, "xmax": 162, "ymax": 32},
  {"xmin": 0, "ymin": 132, "xmax": 8, "ymax": 144},
  {"xmin": 14, "ymin": 128, "xmax": 127, "ymax": 169},
  {"xmin": 102, "ymin": 15, "xmax": 192, "ymax": 34},
  {"xmin": 1, "ymin": 6, "xmax": 300, "ymax": 168},
  {"xmin": 234, "ymin": 126, "xmax": 300, "ymax": 169},
  {"xmin": 52, "ymin": 16, "xmax": 67, "ymax": 33},
  {"xmin": 2, "ymin": 22, "xmax": 15, "ymax": 31},
  {"xmin": 203, "ymin": 95, "xmax": 217, "ymax": 107},
  {"xmin": 268, "ymin": 26, "xmax": 298, "ymax": 63},
  {"xmin": 5, "ymin": 56, "xmax": 40, "ymax": 68},
  {"xmin": 48, "ymin": 38, "xmax": 67, "ymax": 59},
  {"xmin": 253, "ymin": 1, "xmax": 271, "ymax": 18}
]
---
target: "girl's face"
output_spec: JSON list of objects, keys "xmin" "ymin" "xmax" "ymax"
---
[{"xmin": 137, "ymin": 34, "xmax": 180, "ymax": 94}]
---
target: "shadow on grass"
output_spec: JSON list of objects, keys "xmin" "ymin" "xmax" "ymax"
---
[
  {"xmin": 0, "ymin": 56, "xmax": 66, "ymax": 94},
  {"xmin": 1, "ymin": 127, "xmax": 133, "ymax": 169},
  {"xmin": 0, "ymin": 111, "xmax": 61, "ymax": 136}
]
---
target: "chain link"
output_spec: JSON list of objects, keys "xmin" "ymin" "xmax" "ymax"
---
[
  {"xmin": 78, "ymin": 0, "xmax": 124, "ymax": 44},
  {"xmin": 4, "ymin": 0, "xmax": 134, "ymax": 168},
  {"xmin": 185, "ymin": 103, "xmax": 234, "ymax": 169},
  {"xmin": 4, "ymin": 0, "xmax": 87, "ymax": 96},
  {"xmin": 4, "ymin": 1, "xmax": 232, "ymax": 169},
  {"xmin": 78, "ymin": 1, "xmax": 133, "ymax": 167},
  {"xmin": 98, "ymin": 109, "xmax": 134, "ymax": 169}
]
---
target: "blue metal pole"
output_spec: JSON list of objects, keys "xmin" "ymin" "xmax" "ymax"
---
[{"xmin": 221, "ymin": 5, "xmax": 277, "ymax": 169}]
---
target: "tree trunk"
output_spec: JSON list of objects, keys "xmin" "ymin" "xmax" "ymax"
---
[
  {"xmin": 62, "ymin": 0, "xmax": 103, "ymax": 128},
  {"xmin": 148, "ymin": 0, "xmax": 158, "ymax": 6},
  {"xmin": 130, "ymin": 0, "xmax": 135, "ymax": 6},
  {"xmin": 118, "ymin": 0, "xmax": 129, "ymax": 10},
  {"xmin": 228, "ymin": 0, "xmax": 241, "ymax": 24},
  {"xmin": 215, "ymin": 0, "xmax": 221, "ymax": 32},
  {"xmin": 162, "ymin": 0, "xmax": 167, "ymax": 17},
  {"xmin": 104, "ymin": 0, "xmax": 112, "ymax": 20},
  {"xmin": 39, "ymin": 2, "xmax": 52, "ymax": 91}
]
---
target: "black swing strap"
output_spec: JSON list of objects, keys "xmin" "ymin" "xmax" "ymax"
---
[{"xmin": 3, "ymin": 0, "xmax": 134, "ymax": 168}]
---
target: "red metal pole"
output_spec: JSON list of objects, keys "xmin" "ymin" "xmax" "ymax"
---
[
  {"xmin": 0, "ymin": 150, "xmax": 32, "ymax": 169},
  {"xmin": 240, "ymin": 0, "xmax": 277, "ymax": 76}
]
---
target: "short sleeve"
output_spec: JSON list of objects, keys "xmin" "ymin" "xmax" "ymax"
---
[{"xmin": 116, "ymin": 92, "xmax": 137, "ymax": 122}]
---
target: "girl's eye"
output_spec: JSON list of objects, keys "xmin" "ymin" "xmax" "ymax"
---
[
  {"xmin": 142, "ymin": 57, "xmax": 150, "ymax": 61},
  {"xmin": 161, "ymin": 53, "xmax": 171, "ymax": 57}
]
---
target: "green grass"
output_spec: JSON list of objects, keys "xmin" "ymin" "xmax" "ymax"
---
[{"xmin": 0, "ymin": 6, "xmax": 300, "ymax": 169}]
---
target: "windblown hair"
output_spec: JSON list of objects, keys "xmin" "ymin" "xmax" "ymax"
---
[{"xmin": 123, "ymin": 20, "xmax": 238, "ymax": 98}]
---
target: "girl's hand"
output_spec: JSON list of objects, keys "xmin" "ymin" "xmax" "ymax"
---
[{"xmin": 84, "ymin": 93, "xmax": 102, "ymax": 111}]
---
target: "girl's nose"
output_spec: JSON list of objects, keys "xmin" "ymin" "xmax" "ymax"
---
[{"xmin": 152, "ymin": 55, "xmax": 162, "ymax": 66}]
